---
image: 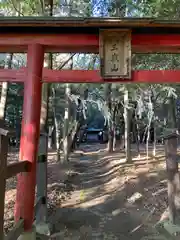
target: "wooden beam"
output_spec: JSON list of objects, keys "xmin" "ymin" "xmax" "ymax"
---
[
  {"xmin": 133, "ymin": 34, "xmax": 180, "ymax": 46},
  {"xmin": 6, "ymin": 161, "xmax": 31, "ymax": 179},
  {"xmin": 1, "ymin": 68, "xmax": 180, "ymax": 83},
  {"xmin": 42, "ymin": 69, "xmax": 180, "ymax": 83},
  {"xmin": 0, "ymin": 33, "xmax": 180, "ymax": 53},
  {"xmin": 0, "ymin": 68, "xmax": 25, "ymax": 82},
  {"xmin": 0, "ymin": 34, "xmax": 98, "ymax": 53}
]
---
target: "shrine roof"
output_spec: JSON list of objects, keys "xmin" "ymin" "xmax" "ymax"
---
[{"xmin": 0, "ymin": 17, "xmax": 180, "ymax": 34}]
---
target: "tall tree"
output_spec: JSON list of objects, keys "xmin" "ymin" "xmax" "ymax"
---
[
  {"xmin": 63, "ymin": 82, "xmax": 71, "ymax": 162},
  {"xmin": 0, "ymin": 53, "xmax": 13, "ymax": 122},
  {"xmin": 104, "ymin": 83, "xmax": 114, "ymax": 152},
  {"xmin": 124, "ymin": 87, "xmax": 131, "ymax": 162}
]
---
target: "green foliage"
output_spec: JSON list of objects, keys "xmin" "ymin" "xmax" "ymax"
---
[{"xmin": 0, "ymin": 0, "xmax": 180, "ymax": 143}]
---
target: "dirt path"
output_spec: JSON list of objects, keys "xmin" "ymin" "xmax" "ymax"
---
[{"xmin": 49, "ymin": 143, "xmax": 169, "ymax": 240}]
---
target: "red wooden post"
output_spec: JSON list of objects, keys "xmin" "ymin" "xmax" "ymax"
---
[{"xmin": 15, "ymin": 44, "xmax": 44, "ymax": 231}]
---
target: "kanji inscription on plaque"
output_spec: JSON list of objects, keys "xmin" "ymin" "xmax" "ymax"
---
[{"xmin": 99, "ymin": 29, "xmax": 131, "ymax": 79}]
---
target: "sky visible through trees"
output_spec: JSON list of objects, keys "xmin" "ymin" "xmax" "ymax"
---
[{"xmin": 1, "ymin": 1, "xmax": 180, "ymax": 240}]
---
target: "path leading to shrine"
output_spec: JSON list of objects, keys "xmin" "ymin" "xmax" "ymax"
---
[
  {"xmin": 4, "ymin": 143, "xmax": 179, "ymax": 239},
  {"xmin": 48, "ymin": 143, "xmax": 172, "ymax": 240}
]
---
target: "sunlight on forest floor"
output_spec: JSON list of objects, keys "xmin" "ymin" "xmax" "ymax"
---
[
  {"xmin": 4, "ymin": 144, "xmax": 180, "ymax": 239},
  {"xmin": 49, "ymin": 144, "xmax": 170, "ymax": 239}
]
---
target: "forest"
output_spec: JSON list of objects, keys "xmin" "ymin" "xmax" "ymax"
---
[
  {"xmin": 0, "ymin": 0, "xmax": 179, "ymax": 161},
  {"xmin": 1, "ymin": 0, "xmax": 180, "ymax": 240}
]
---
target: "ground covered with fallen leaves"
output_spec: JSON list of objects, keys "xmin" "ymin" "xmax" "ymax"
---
[{"xmin": 4, "ymin": 143, "xmax": 180, "ymax": 239}]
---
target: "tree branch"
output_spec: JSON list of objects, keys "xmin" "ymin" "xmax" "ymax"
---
[
  {"xmin": 57, "ymin": 53, "xmax": 76, "ymax": 70},
  {"xmin": 39, "ymin": 0, "xmax": 45, "ymax": 14},
  {"xmin": 8, "ymin": 0, "xmax": 24, "ymax": 16}
]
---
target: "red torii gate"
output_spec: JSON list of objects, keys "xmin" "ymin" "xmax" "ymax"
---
[{"xmin": 1, "ymin": 17, "xmax": 180, "ymax": 238}]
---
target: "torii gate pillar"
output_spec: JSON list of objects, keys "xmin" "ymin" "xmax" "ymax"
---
[{"xmin": 15, "ymin": 44, "xmax": 44, "ymax": 237}]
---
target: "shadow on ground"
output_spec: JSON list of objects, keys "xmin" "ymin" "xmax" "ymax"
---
[{"xmin": 48, "ymin": 143, "xmax": 169, "ymax": 240}]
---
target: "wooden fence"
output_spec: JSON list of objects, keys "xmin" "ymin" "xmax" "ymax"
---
[{"xmin": 0, "ymin": 126, "xmax": 31, "ymax": 240}]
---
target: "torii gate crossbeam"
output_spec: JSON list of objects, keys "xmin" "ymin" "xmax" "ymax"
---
[
  {"xmin": 0, "ymin": 17, "xmax": 180, "ymax": 239},
  {"xmin": 0, "ymin": 68, "xmax": 180, "ymax": 83}
]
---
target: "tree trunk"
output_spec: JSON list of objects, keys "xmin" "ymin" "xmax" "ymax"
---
[
  {"xmin": 15, "ymin": 103, "xmax": 21, "ymax": 147},
  {"xmin": 69, "ymin": 121, "xmax": 80, "ymax": 152},
  {"xmin": 146, "ymin": 124, "xmax": 150, "ymax": 162},
  {"xmin": 164, "ymin": 135, "xmax": 180, "ymax": 223},
  {"xmin": 153, "ymin": 118, "xmax": 156, "ymax": 157},
  {"xmin": 70, "ymin": 87, "xmax": 88, "ymax": 151},
  {"xmin": 108, "ymin": 116, "xmax": 113, "ymax": 152},
  {"xmin": 151, "ymin": 92, "xmax": 156, "ymax": 157},
  {"xmin": 112, "ymin": 105, "xmax": 117, "ymax": 151},
  {"xmin": 55, "ymin": 117, "xmax": 61, "ymax": 161},
  {"xmin": 48, "ymin": 125, "xmax": 54, "ymax": 149},
  {"xmin": 168, "ymin": 96, "xmax": 177, "ymax": 129},
  {"xmin": 146, "ymin": 92, "xmax": 153, "ymax": 162},
  {"xmin": 63, "ymin": 83, "xmax": 71, "ymax": 162},
  {"xmin": 105, "ymin": 84, "xmax": 113, "ymax": 152},
  {"xmin": 49, "ymin": 53, "xmax": 75, "ymax": 155},
  {"xmin": 48, "ymin": 53, "xmax": 75, "ymax": 152},
  {"xmin": 124, "ymin": 88, "xmax": 131, "ymax": 163},
  {"xmin": 52, "ymin": 86, "xmax": 61, "ymax": 160},
  {"xmin": 40, "ymin": 83, "xmax": 51, "ymax": 132},
  {"xmin": 0, "ymin": 53, "xmax": 13, "ymax": 121},
  {"xmin": 113, "ymin": 129, "xmax": 116, "ymax": 151},
  {"xmin": 63, "ymin": 55, "xmax": 73, "ymax": 162},
  {"xmin": 133, "ymin": 114, "xmax": 140, "ymax": 156}
]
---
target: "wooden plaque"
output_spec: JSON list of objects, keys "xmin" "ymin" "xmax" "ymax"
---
[{"xmin": 99, "ymin": 29, "xmax": 131, "ymax": 79}]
